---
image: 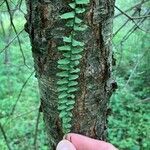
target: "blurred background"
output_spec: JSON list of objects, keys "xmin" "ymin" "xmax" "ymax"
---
[{"xmin": 0, "ymin": 0, "xmax": 150, "ymax": 149}]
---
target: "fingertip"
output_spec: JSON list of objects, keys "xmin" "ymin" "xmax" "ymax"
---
[{"xmin": 56, "ymin": 139, "xmax": 76, "ymax": 150}]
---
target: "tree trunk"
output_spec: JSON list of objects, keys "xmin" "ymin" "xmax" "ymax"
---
[{"xmin": 25, "ymin": 0, "xmax": 116, "ymax": 149}]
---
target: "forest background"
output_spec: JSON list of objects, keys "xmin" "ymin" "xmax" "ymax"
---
[{"xmin": 0, "ymin": 0, "xmax": 150, "ymax": 150}]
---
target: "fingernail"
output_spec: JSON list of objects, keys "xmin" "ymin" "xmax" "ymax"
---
[
  {"xmin": 56, "ymin": 140, "xmax": 76, "ymax": 150},
  {"xmin": 57, "ymin": 142, "xmax": 69, "ymax": 150}
]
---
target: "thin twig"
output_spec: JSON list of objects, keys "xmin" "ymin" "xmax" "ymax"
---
[
  {"xmin": 10, "ymin": 70, "xmax": 35, "ymax": 115},
  {"xmin": 4, "ymin": 0, "xmax": 28, "ymax": 68},
  {"xmin": 10, "ymin": 0, "xmax": 25, "ymax": 15},
  {"xmin": 124, "ymin": 49, "xmax": 148, "ymax": 89},
  {"xmin": 18, "ymin": 0, "xmax": 23, "ymax": 9},
  {"xmin": 114, "ymin": 41, "xmax": 124, "ymax": 72},
  {"xmin": 0, "ymin": 29, "xmax": 24, "ymax": 54},
  {"xmin": 0, "ymin": 122, "xmax": 12, "ymax": 150},
  {"xmin": 1, "ymin": 1, "xmax": 20, "ymax": 64},
  {"xmin": 121, "ymin": 10, "xmax": 150, "ymax": 42},
  {"xmin": 0, "ymin": 1, "xmax": 5, "ymax": 6},
  {"xmin": 114, "ymin": 0, "xmax": 149, "ymax": 18},
  {"xmin": 11, "ymin": 108, "xmax": 38, "ymax": 120},
  {"xmin": 115, "ymin": 5, "xmax": 150, "ymax": 33},
  {"xmin": 113, "ymin": 9, "xmax": 139, "ymax": 37},
  {"xmin": 138, "ymin": 97, "xmax": 150, "ymax": 103},
  {"xmin": 2, "ymin": 108, "xmax": 38, "ymax": 126},
  {"xmin": 34, "ymin": 110, "xmax": 41, "ymax": 150},
  {"xmin": 131, "ymin": 15, "xmax": 150, "ymax": 19}
]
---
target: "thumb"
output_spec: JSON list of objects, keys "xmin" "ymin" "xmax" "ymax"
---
[{"xmin": 56, "ymin": 139, "xmax": 76, "ymax": 150}]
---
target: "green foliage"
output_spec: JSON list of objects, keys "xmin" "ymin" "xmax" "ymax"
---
[
  {"xmin": 0, "ymin": 1, "xmax": 48, "ymax": 149},
  {"xmin": 57, "ymin": 0, "xmax": 89, "ymax": 134},
  {"xmin": 108, "ymin": 79, "xmax": 150, "ymax": 150},
  {"xmin": 108, "ymin": 1, "xmax": 150, "ymax": 149}
]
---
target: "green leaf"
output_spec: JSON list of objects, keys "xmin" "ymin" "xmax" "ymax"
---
[
  {"xmin": 70, "ymin": 68, "xmax": 80, "ymax": 73},
  {"xmin": 58, "ymin": 105, "xmax": 67, "ymax": 110},
  {"xmin": 69, "ymin": 2, "xmax": 76, "ymax": 9},
  {"xmin": 76, "ymin": 0, "xmax": 89, "ymax": 4},
  {"xmin": 72, "ymin": 47, "xmax": 84, "ymax": 54},
  {"xmin": 69, "ymin": 74, "xmax": 79, "ymax": 80},
  {"xmin": 72, "ymin": 60, "xmax": 80, "ymax": 66},
  {"xmin": 66, "ymin": 105, "xmax": 74, "ymax": 111},
  {"xmin": 68, "ymin": 81, "xmax": 78, "ymax": 86},
  {"xmin": 58, "ymin": 92, "xmax": 68, "ymax": 99},
  {"xmin": 75, "ymin": 17, "xmax": 82, "ymax": 24},
  {"xmin": 57, "ymin": 85, "xmax": 68, "ymax": 92},
  {"xmin": 74, "ymin": 25, "xmax": 87, "ymax": 31},
  {"xmin": 75, "ymin": 8, "xmax": 86, "ymax": 14},
  {"xmin": 66, "ymin": 100, "xmax": 75, "ymax": 105},
  {"xmin": 63, "ymin": 128, "xmax": 71, "ymax": 134},
  {"xmin": 56, "ymin": 71, "xmax": 69, "ymax": 77},
  {"xmin": 58, "ymin": 65, "xmax": 70, "ymax": 70},
  {"xmin": 59, "ymin": 111, "xmax": 67, "ymax": 118},
  {"xmin": 62, "ymin": 124, "xmax": 71, "ymax": 130},
  {"xmin": 58, "ymin": 45, "xmax": 71, "ymax": 51},
  {"xmin": 68, "ymin": 87, "xmax": 78, "ymax": 93},
  {"xmin": 58, "ymin": 58, "xmax": 70, "ymax": 65},
  {"xmin": 68, "ymin": 94, "xmax": 75, "ymax": 99},
  {"xmin": 63, "ymin": 123, "xmax": 72, "ymax": 129},
  {"xmin": 63, "ymin": 117, "xmax": 72, "ymax": 124},
  {"xmin": 71, "ymin": 54, "xmax": 82, "ymax": 60},
  {"xmin": 66, "ymin": 20, "xmax": 74, "ymax": 27},
  {"xmin": 68, "ymin": 112, "xmax": 73, "ymax": 117},
  {"xmin": 63, "ymin": 52, "xmax": 71, "ymax": 58},
  {"xmin": 63, "ymin": 36, "xmax": 71, "ymax": 43},
  {"xmin": 72, "ymin": 39, "xmax": 84, "ymax": 46},
  {"xmin": 58, "ymin": 98, "xmax": 68, "ymax": 104},
  {"xmin": 57, "ymin": 79, "xmax": 68, "ymax": 85},
  {"xmin": 60, "ymin": 11, "xmax": 75, "ymax": 19}
]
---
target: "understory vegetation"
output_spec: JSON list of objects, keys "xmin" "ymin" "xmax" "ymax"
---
[{"xmin": 0, "ymin": 0, "xmax": 149, "ymax": 149}]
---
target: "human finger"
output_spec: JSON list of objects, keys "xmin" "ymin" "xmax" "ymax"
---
[{"xmin": 65, "ymin": 133, "xmax": 118, "ymax": 150}]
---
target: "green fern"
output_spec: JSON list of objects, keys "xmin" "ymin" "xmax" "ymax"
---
[{"xmin": 56, "ymin": 0, "xmax": 89, "ymax": 134}]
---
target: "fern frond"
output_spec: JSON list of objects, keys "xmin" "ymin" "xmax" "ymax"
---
[{"xmin": 56, "ymin": 0, "xmax": 89, "ymax": 134}]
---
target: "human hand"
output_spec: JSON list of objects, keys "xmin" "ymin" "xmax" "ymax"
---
[{"xmin": 56, "ymin": 133, "xmax": 118, "ymax": 150}]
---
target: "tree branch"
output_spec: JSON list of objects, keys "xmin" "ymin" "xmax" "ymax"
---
[
  {"xmin": 0, "ymin": 122, "xmax": 12, "ymax": 150},
  {"xmin": 33, "ymin": 110, "xmax": 41, "ymax": 150},
  {"xmin": 113, "ymin": 9, "xmax": 139, "ymax": 37},
  {"xmin": 0, "ymin": 1, "xmax": 5, "ymax": 7},
  {"xmin": 124, "ymin": 49, "xmax": 149, "ymax": 89},
  {"xmin": 114, "ymin": 0, "xmax": 149, "ymax": 18},
  {"xmin": 115, "ymin": 5, "xmax": 150, "ymax": 33},
  {"xmin": 0, "ymin": 29, "xmax": 24, "ymax": 54},
  {"xmin": 4, "ymin": 0, "xmax": 28, "ymax": 68},
  {"xmin": 121, "ymin": 10, "xmax": 150, "ymax": 42},
  {"xmin": 10, "ymin": 70, "xmax": 35, "ymax": 115}
]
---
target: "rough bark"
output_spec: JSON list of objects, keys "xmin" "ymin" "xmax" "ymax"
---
[{"xmin": 25, "ymin": 0, "xmax": 116, "ymax": 149}]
